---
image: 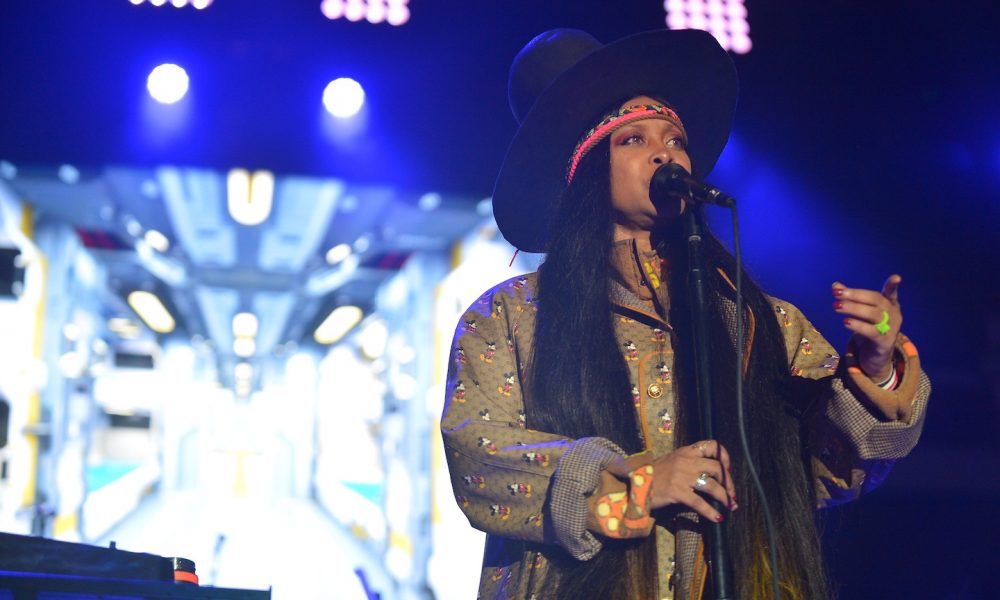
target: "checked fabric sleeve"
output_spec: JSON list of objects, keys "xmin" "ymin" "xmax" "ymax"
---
[
  {"xmin": 441, "ymin": 276, "xmax": 632, "ymax": 559},
  {"xmin": 775, "ymin": 300, "xmax": 931, "ymax": 506}
]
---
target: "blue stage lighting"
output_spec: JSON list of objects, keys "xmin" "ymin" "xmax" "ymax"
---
[
  {"xmin": 323, "ymin": 78, "xmax": 365, "ymax": 118},
  {"xmin": 146, "ymin": 64, "xmax": 189, "ymax": 104}
]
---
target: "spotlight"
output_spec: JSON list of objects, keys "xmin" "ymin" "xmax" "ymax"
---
[
  {"xmin": 227, "ymin": 169, "xmax": 274, "ymax": 226},
  {"xmin": 233, "ymin": 337, "xmax": 256, "ymax": 357},
  {"xmin": 320, "ymin": 0, "xmax": 344, "ymax": 20},
  {"xmin": 235, "ymin": 362, "xmax": 253, "ymax": 381},
  {"xmin": 314, "ymin": 306, "xmax": 363, "ymax": 345},
  {"xmin": 386, "ymin": 1, "xmax": 410, "ymax": 26},
  {"xmin": 232, "ymin": 312, "xmax": 259, "ymax": 338},
  {"xmin": 127, "ymin": 291, "xmax": 176, "ymax": 333},
  {"xmin": 144, "ymin": 229, "xmax": 170, "ymax": 252},
  {"xmin": 323, "ymin": 78, "xmax": 365, "ymax": 119},
  {"xmin": 325, "ymin": 243, "xmax": 352, "ymax": 265},
  {"xmin": 344, "ymin": 0, "xmax": 366, "ymax": 22},
  {"xmin": 147, "ymin": 64, "xmax": 189, "ymax": 104},
  {"xmin": 58, "ymin": 164, "xmax": 80, "ymax": 184},
  {"xmin": 418, "ymin": 192, "xmax": 441, "ymax": 211},
  {"xmin": 664, "ymin": 0, "xmax": 752, "ymax": 55}
]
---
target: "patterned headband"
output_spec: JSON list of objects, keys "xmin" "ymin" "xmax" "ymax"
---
[{"xmin": 566, "ymin": 103, "xmax": 686, "ymax": 184}]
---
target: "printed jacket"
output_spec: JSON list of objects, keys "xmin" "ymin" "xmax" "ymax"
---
[{"xmin": 441, "ymin": 241, "xmax": 930, "ymax": 600}]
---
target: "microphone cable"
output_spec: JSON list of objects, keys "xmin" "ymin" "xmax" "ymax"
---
[{"xmin": 727, "ymin": 202, "xmax": 781, "ymax": 600}]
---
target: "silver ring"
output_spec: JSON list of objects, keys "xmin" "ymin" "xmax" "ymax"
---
[{"xmin": 694, "ymin": 472, "xmax": 710, "ymax": 490}]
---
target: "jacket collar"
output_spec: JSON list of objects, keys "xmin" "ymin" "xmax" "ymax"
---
[
  {"xmin": 606, "ymin": 238, "xmax": 756, "ymax": 371},
  {"xmin": 609, "ymin": 237, "xmax": 671, "ymax": 326}
]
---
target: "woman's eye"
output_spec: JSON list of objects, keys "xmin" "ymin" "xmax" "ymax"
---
[
  {"xmin": 619, "ymin": 134, "xmax": 643, "ymax": 145},
  {"xmin": 667, "ymin": 136, "xmax": 686, "ymax": 149}
]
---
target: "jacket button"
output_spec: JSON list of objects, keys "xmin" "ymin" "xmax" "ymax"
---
[{"xmin": 647, "ymin": 383, "xmax": 663, "ymax": 399}]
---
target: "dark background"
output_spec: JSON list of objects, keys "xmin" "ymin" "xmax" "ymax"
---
[{"xmin": 2, "ymin": 1, "xmax": 998, "ymax": 597}]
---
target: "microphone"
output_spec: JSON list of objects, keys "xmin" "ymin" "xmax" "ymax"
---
[{"xmin": 650, "ymin": 163, "xmax": 736, "ymax": 208}]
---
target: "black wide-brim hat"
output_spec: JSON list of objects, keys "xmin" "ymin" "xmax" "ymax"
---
[{"xmin": 493, "ymin": 28, "xmax": 738, "ymax": 253}]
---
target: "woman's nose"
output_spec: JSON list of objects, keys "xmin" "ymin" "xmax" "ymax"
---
[{"xmin": 650, "ymin": 147, "xmax": 672, "ymax": 165}]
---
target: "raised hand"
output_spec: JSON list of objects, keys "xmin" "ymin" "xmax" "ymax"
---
[{"xmin": 832, "ymin": 274, "xmax": 903, "ymax": 381}]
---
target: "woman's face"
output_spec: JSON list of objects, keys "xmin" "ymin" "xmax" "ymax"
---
[{"xmin": 608, "ymin": 95, "xmax": 692, "ymax": 240}]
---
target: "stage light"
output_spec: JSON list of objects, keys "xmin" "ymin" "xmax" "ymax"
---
[
  {"xmin": 320, "ymin": 0, "xmax": 342, "ymax": 19},
  {"xmin": 63, "ymin": 323, "xmax": 81, "ymax": 342},
  {"xmin": 322, "ymin": 0, "xmax": 409, "ymax": 26},
  {"xmin": 323, "ymin": 78, "xmax": 365, "ymax": 119},
  {"xmin": 366, "ymin": 0, "xmax": 386, "ymax": 23},
  {"xmin": 358, "ymin": 318, "xmax": 388, "ymax": 359},
  {"xmin": 147, "ymin": 63, "xmax": 189, "ymax": 104},
  {"xmin": 345, "ymin": 0, "xmax": 366, "ymax": 22},
  {"xmin": 58, "ymin": 164, "xmax": 80, "ymax": 184},
  {"xmin": 731, "ymin": 33, "xmax": 752, "ymax": 54},
  {"xmin": 144, "ymin": 229, "xmax": 170, "ymax": 252},
  {"xmin": 234, "ymin": 337, "xmax": 256, "ymax": 357},
  {"xmin": 227, "ymin": 168, "xmax": 273, "ymax": 225},
  {"xmin": 232, "ymin": 312, "xmax": 259, "ymax": 338},
  {"xmin": 0, "ymin": 161, "xmax": 16, "ymax": 179},
  {"xmin": 664, "ymin": 0, "xmax": 751, "ymax": 54},
  {"xmin": 353, "ymin": 235, "xmax": 371, "ymax": 253},
  {"xmin": 325, "ymin": 243, "xmax": 352, "ymax": 265},
  {"xmin": 666, "ymin": 11, "xmax": 688, "ymax": 28},
  {"xmin": 235, "ymin": 362, "xmax": 253, "ymax": 381},
  {"xmin": 386, "ymin": 0, "xmax": 409, "ymax": 25},
  {"xmin": 418, "ymin": 192, "xmax": 441, "ymax": 211},
  {"xmin": 124, "ymin": 216, "xmax": 143, "ymax": 237},
  {"xmin": 129, "ymin": 0, "xmax": 213, "ymax": 6},
  {"xmin": 58, "ymin": 351, "xmax": 87, "ymax": 379},
  {"xmin": 250, "ymin": 170, "xmax": 274, "ymax": 218},
  {"xmin": 476, "ymin": 198, "xmax": 492, "ymax": 216},
  {"xmin": 314, "ymin": 305, "xmax": 363, "ymax": 345},
  {"xmin": 127, "ymin": 290, "xmax": 176, "ymax": 334}
]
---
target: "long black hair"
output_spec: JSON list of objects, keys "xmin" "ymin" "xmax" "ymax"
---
[{"xmin": 525, "ymin": 135, "xmax": 829, "ymax": 599}]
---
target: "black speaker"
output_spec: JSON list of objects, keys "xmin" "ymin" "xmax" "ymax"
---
[
  {"xmin": 0, "ymin": 247, "xmax": 25, "ymax": 297},
  {"xmin": 0, "ymin": 395, "xmax": 8, "ymax": 449}
]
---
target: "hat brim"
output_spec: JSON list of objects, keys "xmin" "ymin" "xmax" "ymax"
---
[{"xmin": 493, "ymin": 29, "xmax": 738, "ymax": 253}]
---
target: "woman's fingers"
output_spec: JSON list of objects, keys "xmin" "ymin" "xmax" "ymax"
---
[
  {"xmin": 649, "ymin": 441, "xmax": 737, "ymax": 520},
  {"xmin": 832, "ymin": 277, "xmax": 904, "ymax": 376},
  {"xmin": 686, "ymin": 441, "xmax": 736, "ymax": 498},
  {"xmin": 881, "ymin": 274, "xmax": 902, "ymax": 305},
  {"xmin": 685, "ymin": 489, "xmax": 729, "ymax": 523},
  {"xmin": 696, "ymin": 458, "xmax": 737, "ymax": 504},
  {"xmin": 686, "ymin": 439, "xmax": 732, "ymax": 467},
  {"xmin": 692, "ymin": 469, "xmax": 737, "ymax": 513}
]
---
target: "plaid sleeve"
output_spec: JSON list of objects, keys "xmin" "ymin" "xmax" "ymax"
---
[
  {"xmin": 441, "ymin": 278, "xmax": 624, "ymax": 552},
  {"xmin": 549, "ymin": 437, "xmax": 626, "ymax": 559},
  {"xmin": 774, "ymin": 300, "xmax": 931, "ymax": 506}
]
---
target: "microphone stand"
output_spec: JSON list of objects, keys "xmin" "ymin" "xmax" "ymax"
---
[{"xmin": 682, "ymin": 204, "xmax": 734, "ymax": 600}]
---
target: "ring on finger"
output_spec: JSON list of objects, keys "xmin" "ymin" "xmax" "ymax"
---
[
  {"xmin": 694, "ymin": 472, "xmax": 710, "ymax": 490},
  {"xmin": 874, "ymin": 310, "xmax": 891, "ymax": 336}
]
